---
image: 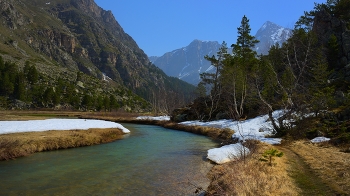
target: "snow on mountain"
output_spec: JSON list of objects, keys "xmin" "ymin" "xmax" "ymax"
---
[
  {"xmin": 149, "ymin": 39, "xmax": 220, "ymax": 85},
  {"xmin": 254, "ymin": 21, "xmax": 292, "ymax": 55}
]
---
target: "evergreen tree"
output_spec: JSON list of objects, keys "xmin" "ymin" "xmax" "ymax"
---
[
  {"xmin": 309, "ymin": 50, "xmax": 335, "ymax": 116},
  {"xmin": 109, "ymin": 94, "xmax": 119, "ymax": 111},
  {"xmin": 199, "ymin": 42, "xmax": 230, "ymax": 120},
  {"xmin": 14, "ymin": 72, "xmax": 26, "ymax": 101},
  {"xmin": 327, "ymin": 34, "xmax": 340, "ymax": 69},
  {"xmin": 43, "ymin": 87, "xmax": 55, "ymax": 106},
  {"xmin": 222, "ymin": 15, "xmax": 259, "ymax": 119},
  {"xmin": 1, "ymin": 73, "xmax": 14, "ymax": 96},
  {"xmin": 0, "ymin": 56, "xmax": 5, "ymax": 71},
  {"xmin": 231, "ymin": 15, "xmax": 259, "ymax": 60},
  {"xmin": 27, "ymin": 65, "xmax": 39, "ymax": 84},
  {"xmin": 96, "ymin": 95, "xmax": 103, "ymax": 111},
  {"xmin": 82, "ymin": 94, "xmax": 93, "ymax": 110},
  {"xmin": 103, "ymin": 95, "xmax": 110, "ymax": 112}
]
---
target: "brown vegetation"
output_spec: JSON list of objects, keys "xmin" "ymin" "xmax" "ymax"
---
[
  {"xmin": 0, "ymin": 128, "xmax": 125, "ymax": 161},
  {"xmin": 0, "ymin": 110, "xmax": 90, "ymax": 121},
  {"xmin": 287, "ymin": 140, "xmax": 350, "ymax": 195},
  {"xmin": 206, "ymin": 141, "xmax": 300, "ymax": 195}
]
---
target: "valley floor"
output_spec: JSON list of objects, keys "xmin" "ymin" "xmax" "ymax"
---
[{"xmin": 0, "ymin": 111, "xmax": 349, "ymax": 195}]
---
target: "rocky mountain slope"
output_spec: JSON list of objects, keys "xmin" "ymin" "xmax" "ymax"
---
[{"xmin": 0, "ymin": 0, "xmax": 195, "ymax": 110}]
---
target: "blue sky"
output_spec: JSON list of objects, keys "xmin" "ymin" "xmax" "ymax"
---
[{"xmin": 95, "ymin": 0, "xmax": 325, "ymax": 57}]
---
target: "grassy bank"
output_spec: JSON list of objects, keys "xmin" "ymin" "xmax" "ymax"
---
[
  {"xmin": 0, "ymin": 128, "xmax": 125, "ymax": 161},
  {"xmin": 206, "ymin": 141, "xmax": 300, "ymax": 195},
  {"xmin": 286, "ymin": 140, "xmax": 350, "ymax": 195}
]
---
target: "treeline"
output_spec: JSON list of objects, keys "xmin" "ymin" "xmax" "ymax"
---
[
  {"xmin": 180, "ymin": 0, "xmax": 350, "ymax": 137},
  {"xmin": 0, "ymin": 57, "xmax": 150, "ymax": 111}
]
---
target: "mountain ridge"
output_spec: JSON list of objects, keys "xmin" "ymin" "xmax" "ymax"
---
[{"xmin": 150, "ymin": 21, "xmax": 292, "ymax": 85}]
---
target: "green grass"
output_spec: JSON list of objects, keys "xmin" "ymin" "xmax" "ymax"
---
[{"xmin": 285, "ymin": 148, "xmax": 336, "ymax": 195}]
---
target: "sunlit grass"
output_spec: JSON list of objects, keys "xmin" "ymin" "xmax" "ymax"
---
[
  {"xmin": 206, "ymin": 142, "xmax": 300, "ymax": 195},
  {"xmin": 0, "ymin": 128, "xmax": 125, "ymax": 161},
  {"xmin": 288, "ymin": 140, "xmax": 350, "ymax": 195}
]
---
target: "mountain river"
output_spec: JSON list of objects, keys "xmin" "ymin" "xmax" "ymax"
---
[{"xmin": 0, "ymin": 123, "xmax": 219, "ymax": 195}]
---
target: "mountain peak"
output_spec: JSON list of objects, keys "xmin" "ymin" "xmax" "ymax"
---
[
  {"xmin": 151, "ymin": 40, "xmax": 221, "ymax": 85},
  {"xmin": 254, "ymin": 21, "xmax": 292, "ymax": 55}
]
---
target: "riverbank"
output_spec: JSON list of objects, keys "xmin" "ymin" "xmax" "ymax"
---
[
  {"xmin": 0, "ymin": 128, "xmax": 126, "ymax": 161},
  {"xmin": 0, "ymin": 112, "xmax": 130, "ymax": 160}
]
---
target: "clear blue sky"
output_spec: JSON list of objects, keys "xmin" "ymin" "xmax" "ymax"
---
[{"xmin": 94, "ymin": 0, "xmax": 325, "ymax": 57}]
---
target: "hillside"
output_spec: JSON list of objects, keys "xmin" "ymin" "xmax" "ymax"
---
[{"xmin": 0, "ymin": 0, "xmax": 195, "ymax": 111}]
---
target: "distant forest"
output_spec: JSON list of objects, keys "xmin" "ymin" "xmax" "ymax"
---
[{"xmin": 0, "ymin": 57, "xmax": 150, "ymax": 111}]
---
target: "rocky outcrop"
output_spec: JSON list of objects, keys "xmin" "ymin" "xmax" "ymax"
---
[
  {"xmin": 313, "ymin": 10, "xmax": 350, "ymax": 69},
  {"xmin": 0, "ymin": 0, "xmax": 29, "ymax": 30},
  {"xmin": 0, "ymin": 0, "xmax": 195, "ymax": 103}
]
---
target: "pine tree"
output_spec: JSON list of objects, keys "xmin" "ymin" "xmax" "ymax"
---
[
  {"xmin": 27, "ymin": 65, "xmax": 39, "ymax": 84},
  {"xmin": 14, "ymin": 72, "xmax": 26, "ymax": 100},
  {"xmin": 327, "ymin": 34, "xmax": 340, "ymax": 69},
  {"xmin": 103, "ymin": 95, "xmax": 110, "ymax": 112},
  {"xmin": 309, "ymin": 50, "xmax": 335, "ymax": 116},
  {"xmin": 231, "ymin": 15, "xmax": 259, "ymax": 61},
  {"xmin": 222, "ymin": 15, "xmax": 259, "ymax": 119}
]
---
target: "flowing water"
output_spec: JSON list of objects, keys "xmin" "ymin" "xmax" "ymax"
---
[{"xmin": 0, "ymin": 123, "xmax": 219, "ymax": 195}]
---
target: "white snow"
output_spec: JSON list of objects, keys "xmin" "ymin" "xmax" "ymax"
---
[
  {"xmin": 311, "ymin": 137, "xmax": 331, "ymax": 143},
  {"xmin": 207, "ymin": 143, "xmax": 249, "ymax": 164},
  {"xmin": 136, "ymin": 116, "xmax": 170, "ymax": 121},
  {"xmin": 180, "ymin": 110, "xmax": 284, "ymax": 145},
  {"xmin": 180, "ymin": 111, "xmax": 285, "ymax": 164},
  {"xmin": 0, "ymin": 119, "xmax": 130, "ymax": 134}
]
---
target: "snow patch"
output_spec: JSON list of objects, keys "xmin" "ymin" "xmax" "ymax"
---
[
  {"xmin": 207, "ymin": 143, "xmax": 249, "ymax": 164},
  {"xmin": 180, "ymin": 110, "xmax": 285, "ymax": 145},
  {"xmin": 0, "ymin": 119, "xmax": 130, "ymax": 134},
  {"xmin": 136, "ymin": 116, "xmax": 170, "ymax": 121},
  {"xmin": 311, "ymin": 137, "xmax": 331, "ymax": 143}
]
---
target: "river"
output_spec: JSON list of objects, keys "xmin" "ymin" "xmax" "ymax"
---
[{"xmin": 0, "ymin": 123, "xmax": 219, "ymax": 195}]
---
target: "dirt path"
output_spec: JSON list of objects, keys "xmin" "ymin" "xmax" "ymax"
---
[{"xmin": 278, "ymin": 143, "xmax": 349, "ymax": 196}]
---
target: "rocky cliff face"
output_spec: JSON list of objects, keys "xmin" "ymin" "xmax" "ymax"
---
[
  {"xmin": 0, "ymin": 0, "xmax": 194, "ymax": 103},
  {"xmin": 313, "ymin": 9, "xmax": 350, "ymax": 69}
]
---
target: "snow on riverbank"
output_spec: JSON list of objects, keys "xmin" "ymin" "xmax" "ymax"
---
[
  {"xmin": 207, "ymin": 143, "xmax": 250, "ymax": 164},
  {"xmin": 180, "ymin": 111, "xmax": 332, "ymax": 164},
  {"xmin": 0, "ymin": 119, "xmax": 130, "ymax": 134},
  {"xmin": 138, "ymin": 112, "xmax": 331, "ymax": 164},
  {"xmin": 180, "ymin": 110, "xmax": 284, "ymax": 145},
  {"xmin": 136, "ymin": 116, "xmax": 170, "ymax": 121}
]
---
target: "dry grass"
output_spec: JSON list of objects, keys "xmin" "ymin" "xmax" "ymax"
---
[
  {"xmin": 0, "ymin": 110, "xmax": 88, "ymax": 120},
  {"xmin": 288, "ymin": 140, "xmax": 350, "ymax": 195},
  {"xmin": 0, "ymin": 128, "xmax": 125, "ymax": 161},
  {"xmin": 207, "ymin": 142, "xmax": 300, "ymax": 196}
]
